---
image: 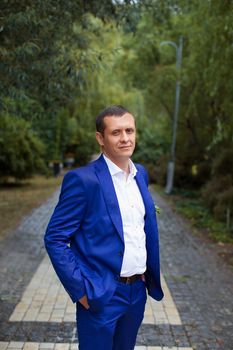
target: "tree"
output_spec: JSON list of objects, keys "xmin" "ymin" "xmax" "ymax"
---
[{"xmin": 0, "ymin": 1, "xmax": 133, "ymax": 178}]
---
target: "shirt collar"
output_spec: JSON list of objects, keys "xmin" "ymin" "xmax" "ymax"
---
[{"xmin": 103, "ymin": 154, "xmax": 137, "ymax": 178}]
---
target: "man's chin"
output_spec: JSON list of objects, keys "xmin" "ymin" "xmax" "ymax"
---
[
  {"xmin": 118, "ymin": 150, "xmax": 134, "ymax": 159},
  {"xmin": 118, "ymin": 146, "xmax": 134, "ymax": 153}
]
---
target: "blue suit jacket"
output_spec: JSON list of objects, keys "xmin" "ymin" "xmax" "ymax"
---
[{"xmin": 44, "ymin": 155, "xmax": 163, "ymax": 311}]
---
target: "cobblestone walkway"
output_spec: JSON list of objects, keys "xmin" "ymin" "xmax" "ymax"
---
[{"xmin": 0, "ymin": 188, "xmax": 232, "ymax": 350}]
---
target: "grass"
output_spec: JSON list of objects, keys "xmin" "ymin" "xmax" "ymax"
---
[
  {"xmin": 0, "ymin": 175, "xmax": 62, "ymax": 240},
  {"xmin": 153, "ymin": 185, "xmax": 233, "ymax": 244}
]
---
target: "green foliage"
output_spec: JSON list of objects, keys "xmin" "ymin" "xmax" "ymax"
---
[
  {"xmin": 0, "ymin": 1, "xmax": 138, "ymax": 177},
  {"xmin": 133, "ymin": 120, "xmax": 169, "ymax": 182},
  {"xmin": 202, "ymin": 148, "xmax": 233, "ymax": 225},
  {"xmin": 134, "ymin": 127, "xmax": 166, "ymax": 164},
  {"xmin": 0, "ymin": 114, "xmax": 46, "ymax": 180},
  {"xmin": 173, "ymin": 189, "xmax": 233, "ymax": 243},
  {"xmin": 1, "ymin": 0, "xmax": 233, "ymax": 232},
  {"xmin": 74, "ymin": 128, "xmax": 98, "ymax": 166},
  {"xmin": 120, "ymin": 0, "xmax": 233, "ymax": 227}
]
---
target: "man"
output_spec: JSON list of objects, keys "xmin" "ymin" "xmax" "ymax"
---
[{"xmin": 44, "ymin": 105, "xmax": 164, "ymax": 350}]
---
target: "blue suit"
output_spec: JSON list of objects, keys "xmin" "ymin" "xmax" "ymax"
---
[{"xmin": 44, "ymin": 154, "xmax": 163, "ymax": 348}]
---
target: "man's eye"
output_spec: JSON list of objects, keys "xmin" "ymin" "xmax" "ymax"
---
[
  {"xmin": 112, "ymin": 131, "xmax": 120, "ymax": 135},
  {"xmin": 127, "ymin": 129, "xmax": 134, "ymax": 134}
]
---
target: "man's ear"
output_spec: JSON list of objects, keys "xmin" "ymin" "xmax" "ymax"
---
[{"xmin": 96, "ymin": 132, "xmax": 104, "ymax": 147}]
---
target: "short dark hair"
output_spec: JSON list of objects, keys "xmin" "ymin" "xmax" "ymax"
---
[{"xmin": 96, "ymin": 105, "xmax": 131, "ymax": 134}]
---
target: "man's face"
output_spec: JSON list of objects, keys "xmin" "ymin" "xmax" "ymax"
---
[{"xmin": 96, "ymin": 113, "xmax": 136, "ymax": 165}]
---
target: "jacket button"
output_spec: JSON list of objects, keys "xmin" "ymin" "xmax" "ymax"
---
[{"xmin": 118, "ymin": 251, "xmax": 123, "ymax": 256}]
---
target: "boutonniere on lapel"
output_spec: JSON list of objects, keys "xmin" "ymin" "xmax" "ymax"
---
[{"xmin": 154, "ymin": 204, "xmax": 161, "ymax": 214}]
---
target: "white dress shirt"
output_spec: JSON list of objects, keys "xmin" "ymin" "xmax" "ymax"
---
[{"xmin": 103, "ymin": 154, "xmax": 147, "ymax": 277}]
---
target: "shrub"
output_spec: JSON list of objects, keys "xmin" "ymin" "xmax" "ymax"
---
[
  {"xmin": 202, "ymin": 175, "xmax": 232, "ymax": 210},
  {"xmin": 212, "ymin": 148, "xmax": 233, "ymax": 177},
  {"xmin": 214, "ymin": 187, "xmax": 233, "ymax": 223},
  {"xmin": 202, "ymin": 148, "xmax": 233, "ymax": 226},
  {"xmin": 133, "ymin": 123, "xmax": 169, "ymax": 184},
  {"xmin": 0, "ymin": 114, "xmax": 46, "ymax": 181}
]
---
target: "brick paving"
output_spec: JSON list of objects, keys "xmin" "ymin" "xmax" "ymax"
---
[
  {"xmin": 0, "ymin": 342, "xmax": 194, "ymax": 350},
  {"xmin": 0, "ymin": 187, "xmax": 233, "ymax": 349},
  {"xmin": 8, "ymin": 256, "xmax": 181, "ymax": 325}
]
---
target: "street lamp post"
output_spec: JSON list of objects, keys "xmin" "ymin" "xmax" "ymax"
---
[{"xmin": 160, "ymin": 36, "xmax": 183, "ymax": 194}]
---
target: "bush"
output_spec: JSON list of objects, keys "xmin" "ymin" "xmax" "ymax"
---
[
  {"xmin": 202, "ymin": 175, "xmax": 232, "ymax": 210},
  {"xmin": 133, "ymin": 123, "xmax": 169, "ymax": 184},
  {"xmin": 0, "ymin": 114, "xmax": 46, "ymax": 181},
  {"xmin": 202, "ymin": 148, "xmax": 233, "ymax": 226},
  {"xmin": 73, "ymin": 128, "xmax": 98, "ymax": 166},
  {"xmin": 214, "ymin": 187, "xmax": 233, "ymax": 222},
  {"xmin": 212, "ymin": 148, "xmax": 233, "ymax": 177}
]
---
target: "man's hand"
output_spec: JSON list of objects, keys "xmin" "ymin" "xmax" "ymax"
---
[{"xmin": 79, "ymin": 295, "xmax": 90, "ymax": 310}]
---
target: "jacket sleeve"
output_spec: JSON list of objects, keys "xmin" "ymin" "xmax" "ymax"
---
[
  {"xmin": 44, "ymin": 170, "xmax": 87, "ymax": 303},
  {"xmin": 136, "ymin": 163, "xmax": 149, "ymax": 186}
]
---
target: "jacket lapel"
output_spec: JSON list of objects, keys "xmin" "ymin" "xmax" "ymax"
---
[
  {"xmin": 94, "ymin": 155, "xmax": 124, "ymax": 243},
  {"xmin": 135, "ymin": 170, "xmax": 154, "ymax": 215}
]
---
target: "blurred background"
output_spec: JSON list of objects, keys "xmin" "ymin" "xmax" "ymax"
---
[{"xmin": 0, "ymin": 0, "xmax": 233, "ymax": 249}]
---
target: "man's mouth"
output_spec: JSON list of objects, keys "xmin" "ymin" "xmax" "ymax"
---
[
  {"xmin": 119, "ymin": 144, "xmax": 132, "ymax": 148},
  {"xmin": 119, "ymin": 146, "xmax": 131, "ymax": 149}
]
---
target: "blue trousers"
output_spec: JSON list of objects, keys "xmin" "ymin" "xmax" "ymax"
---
[{"xmin": 76, "ymin": 279, "xmax": 147, "ymax": 350}]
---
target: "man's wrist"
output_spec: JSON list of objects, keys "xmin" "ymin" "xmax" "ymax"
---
[{"xmin": 79, "ymin": 295, "xmax": 90, "ymax": 309}]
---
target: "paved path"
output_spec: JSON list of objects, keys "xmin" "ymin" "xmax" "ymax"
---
[{"xmin": 0, "ymin": 188, "xmax": 232, "ymax": 350}]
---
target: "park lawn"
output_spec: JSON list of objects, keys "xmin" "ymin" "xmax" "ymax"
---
[{"xmin": 0, "ymin": 175, "xmax": 62, "ymax": 240}]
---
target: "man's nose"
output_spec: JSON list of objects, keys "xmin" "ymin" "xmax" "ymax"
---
[{"xmin": 120, "ymin": 131, "xmax": 129, "ymax": 142}]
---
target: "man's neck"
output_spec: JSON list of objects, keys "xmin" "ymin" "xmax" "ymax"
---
[{"xmin": 103, "ymin": 153, "xmax": 130, "ymax": 175}]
